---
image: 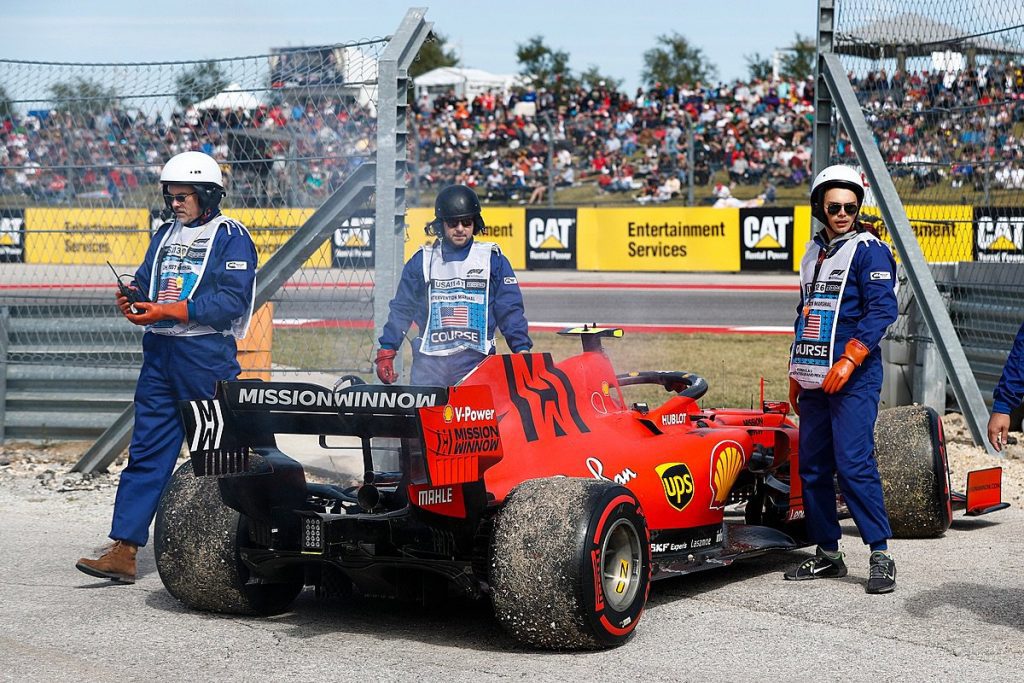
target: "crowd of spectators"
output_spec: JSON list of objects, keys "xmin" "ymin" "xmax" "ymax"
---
[
  {"xmin": 2, "ymin": 58, "xmax": 1024, "ymax": 208},
  {"xmin": 0, "ymin": 98, "xmax": 376, "ymax": 207},
  {"xmin": 841, "ymin": 59, "xmax": 1024, "ymax": 192},
  {"xmin": 412, "ymin": 77, "xmax": 816, "ymax": 205}
]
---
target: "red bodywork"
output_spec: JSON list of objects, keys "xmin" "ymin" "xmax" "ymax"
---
[{"xmin": 414, "ymin": 346, "xmax": 799, "ymax": 537}]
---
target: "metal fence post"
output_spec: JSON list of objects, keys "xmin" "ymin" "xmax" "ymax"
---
[
  {"xmin": 0, "ymin": 307, "xmax": 8, "ymax": 444},
  {"xmin": 812, "ymin": 0, "xmax": 835, "ymax": 183},
  {"xmin": 374, "ymin": 8, "xmax": 432, "ymax": 383},
  {"xmin": 820, "ymin": 52, "xmax": 999, "ymax": 456}
]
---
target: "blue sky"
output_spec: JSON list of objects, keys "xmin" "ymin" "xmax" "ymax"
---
[{"xmin": 4, "ymin": 1, "xmax": 816, "ymax": 93}]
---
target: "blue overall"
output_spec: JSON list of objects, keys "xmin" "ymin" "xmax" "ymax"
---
[
  {"xmin": 794, "ymin": 228, "xmax": 898, "ymax": 549},
  {"xmin": 109, "ymin": 214, "xmax": 256, "ymax": 547},
  {"xmin": 111, "ymin": 334, "xmax": 239, "ymax": 545},
  {"xmin": 378, "ymin": 237, "xmax": 532, "ymax": 387},
  {"xmin": 992, "ymin": 321, "xmax": 1024, "ymax": 415}
]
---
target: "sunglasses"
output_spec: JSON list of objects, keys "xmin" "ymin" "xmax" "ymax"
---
[
  {"xmin": 825, "ymin": 202, "xmax": 859, "ymax": 216},
  {"xmin": 163, "ymin": 191, "xmax": 197, "ymax": 204},
  {"xmin": 444, "ymin": 217, "xmax": 475, "ymax": 228}
]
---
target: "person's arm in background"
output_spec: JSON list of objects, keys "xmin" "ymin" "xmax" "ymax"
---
[
  {"xmin": 375, "ymin": 252, "xmax": 428, "ymax": 384},
  {"xmin": 490, "ymin": 252, "xmax": 531, "ymax": 353},
  {"xmin": 118, "ymin": 223, "xmax": 166, "ymax": 320},
  {"xmin": 790, "ymin": 286, "xmax": 804, "ymax": 414},
  {"xmin": 378, "ymin": 251, "xmax": 426, "ymax": 352},
  {"xmin": 822, "ymin": 240, "xmax": 898, "ymax": 394},
  {"xmin": 989, "ymin": 321, "xmax": 1024, "ymax": 451},
  {"xmin": 849, "ymin": 239, "xmax": 899, "ymax": 352},
  {"xmin": 186, "ymin": 223, "xmax": 257, "ymax": 329}
]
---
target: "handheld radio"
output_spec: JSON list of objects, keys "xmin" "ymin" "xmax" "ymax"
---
[{"xmin": 106, "ymin": 261, "xmax": 149, "ymax": 314}]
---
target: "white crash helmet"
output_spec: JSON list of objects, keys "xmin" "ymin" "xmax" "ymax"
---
[
  {"xmin": 713, "ymin": 183, "xmax": 732, "ymax": 199},
  {"xmin": 159, "ymin": 151, "xmax": 225, "ymax": 211},
  {"xmin": 810, "ymin": 165, "xmax": 866, "ymax": 224}
]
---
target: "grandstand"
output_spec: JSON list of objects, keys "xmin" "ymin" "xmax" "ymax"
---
[{"xmin": 3, "ymin": 56, "xmax": 1023, "ymax": 212}]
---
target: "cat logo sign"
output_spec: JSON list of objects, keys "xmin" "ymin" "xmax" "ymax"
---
[
  {"xmin": 0, "ymin": 211, "xmax": 24, "ymax": 262},
  {"xmin": 526, "ymin": 209, "xmax": 576, "ymax": 269},
  {"xmin": 332, "ymin": 213, "xmax": 374, "ymax": 267},
  {"xmin": 529, "ymin": 218, "xmax": 570, "ymax": 249},
  {"xmin": 974, "ymin": 211, "xmax": 1024, "ymax": 263},
  {"xmin": 743, "ymin": 217, "xmax": 788, "ymax": 249},
  {"xmin": 740, "ymin": 209, "xmax": 794, "ymax": 270}
]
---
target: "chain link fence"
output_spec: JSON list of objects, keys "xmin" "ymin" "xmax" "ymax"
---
[
  {"xmin": 1, "ymin": 39, "xmax": 389, "ymax": 378},
  {"xmin": 830, "ymin": 0, "xmax": 1024, "ymax": 404}
]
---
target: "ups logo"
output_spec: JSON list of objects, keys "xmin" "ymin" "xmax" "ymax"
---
[{"xmin": 656, "ymin": 462, "xmax": 694, "ymax": 511}]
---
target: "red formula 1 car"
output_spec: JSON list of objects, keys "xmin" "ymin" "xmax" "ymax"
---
[{"xmin": 155, "ymin": 327, "xmax": 1007, "ymax": 650}]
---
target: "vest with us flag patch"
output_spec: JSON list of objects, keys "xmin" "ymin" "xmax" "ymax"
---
[
  {"xmin": 790, "ymin": 231, "xmax": 877, "ymax": 389},
  {"xmin": 147, "ymin": 215, "xmax": 254, "ymax": 339},
  {"xmin": 419, "ymin": 240, "xmax": 495, "ymax": 356}
]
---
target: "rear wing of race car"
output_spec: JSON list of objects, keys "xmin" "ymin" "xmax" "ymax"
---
[
  {"xmin": 181, "ymin": 379, "xmax": 509, "ymax": 520},
  {"xmin": 181, "ymin": 380, "xmax": 448, "ymax": 477}
]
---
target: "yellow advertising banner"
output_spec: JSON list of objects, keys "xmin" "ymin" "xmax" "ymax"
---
[
  {"xmin": 25, "ymin": 208, "xmax": 150, "ymax": 265},
  {"xmin": 867, "ymin": 204, "xmax": 974, "ymax": 263},
  {"xmin": 576, "ymin": 207, "xmax": 739, "ymax": 271},
  {"xmin": 227, "ymin": 208, "xmax": 328, "ymax": 268},
  {"xmin": 403, "ymin": 207, "xmax": 526, "ymax": 269},
  {"xmin": 404, "ymin": 207, "xmax": 436, "ymax": 260},
  {"xmin": 793, "ymin": 206, "xmax": 813, "ymax": 273},
  {"xmin": 792, "ymin": 204, "xmax": 973, "ymax": 269}
]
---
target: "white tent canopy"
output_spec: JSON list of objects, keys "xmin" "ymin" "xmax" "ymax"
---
[
  {"xmin": 193, "ymin": 83, "xmax": 262, "ymax": 111},
  {"xmin": 413, "ymin": 67, "xmax": 524, "ymax": 102}
]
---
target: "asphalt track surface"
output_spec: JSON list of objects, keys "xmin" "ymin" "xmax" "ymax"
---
[
  {"xmin": 3, "ymin": 476, "xmax": 1023, "ymax": 682},
  {"xmin": 10, "ymin": 270, "xmax": 800, "ymax": 334},
  {"xmin": 4, "ymin": 271, "xmax": 1024, "ymax": 680}
]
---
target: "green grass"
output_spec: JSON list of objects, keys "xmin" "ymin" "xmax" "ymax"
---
[
  {"xmin": 271, "ymin": 328, "xmax": 793, "ymax": 410},
  {"xmin": 412, "ymin": 169, "xmax": 1024, "ymax": 209}
]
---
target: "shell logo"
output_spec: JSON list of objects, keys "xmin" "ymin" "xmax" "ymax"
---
[
  {"xmin": 442, "ymin": 404, "xmax": 455, "ymax": 423},
  {"xmin": 710, "ymin": 441, "xmax": 745, "ymax": 509}
]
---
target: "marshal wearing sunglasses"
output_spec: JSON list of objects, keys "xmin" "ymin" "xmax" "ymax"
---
[
  {"xmin": 787, "ymin": 164, "xmax": 899, "ymax": 594},
  {"xmin": 825, "ymin": 201, "xmax": 859, "ymax": 216},
  {"xmin": 76, "ymin": 151, "xmax": 257, "ymax": 586},
  {"xmin": 375, "ymin": 184, "xmax": 532, "ymax": 388}
]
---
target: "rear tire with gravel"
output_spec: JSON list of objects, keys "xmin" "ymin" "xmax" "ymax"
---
[
  {"xmin": 490, "ymin": 478, "xmax": 650, "ymax": 650},
  {"xmin": 154, "ymin": 461, "xmax": 304, "ymax": 615},
  {"xmin": 874, "ymin": 405, "xmax": 952, "ymax": 538}
]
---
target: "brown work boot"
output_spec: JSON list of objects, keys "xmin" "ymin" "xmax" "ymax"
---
[{"xmin": 76, "ymin": 540, "xmax": 138, "ymax": 584}]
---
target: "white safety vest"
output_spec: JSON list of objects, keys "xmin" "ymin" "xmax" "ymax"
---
[
  {"xmin": 147, "ymin": 215, "xmax": 255, "ymax": 339},
  {"xmin": 419, "ymin": 240, "xmax": 496, "ymax": 356},
  {"xmin": 790, "ymin": 231, "xmax": 877, "ymax": 389}
]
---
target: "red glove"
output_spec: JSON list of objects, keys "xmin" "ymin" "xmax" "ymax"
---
[
  {"xmin": 789, "ymin": 377, "xmax": 801, "ymax": 415},
  {"xmin": 375, "ymin": 348, "xmax": 398, "ymax": 384},
  {"xmin": 822, "ymin": 338, "xmax": 870, "ymax": 394},
  {"xmin": 126, "ymin": 300, "xmax": 189, "ymax": 326}
]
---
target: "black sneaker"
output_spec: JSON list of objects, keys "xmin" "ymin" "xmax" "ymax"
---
[
  {"xmin": 784, "ymin": 546, "xmax": 848, "ymax": 581},
  {"xmin": 866, "ymin": 551, "xmax": 896, "ymax": 594}
]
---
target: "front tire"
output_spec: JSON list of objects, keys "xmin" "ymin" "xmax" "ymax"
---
[
  {"xmin": 490, "ymin": 478, "xmax": 651, "ymax": 650},
  {"xmin": 874, "ymin": 405, "xmax": 952, "ymax": 538},
  {"xmin": 154, "ymin": 461, "xmax": 304, "ymax": 615}
]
